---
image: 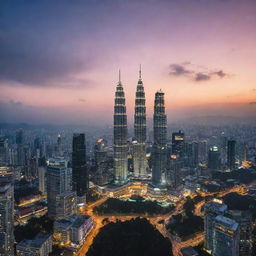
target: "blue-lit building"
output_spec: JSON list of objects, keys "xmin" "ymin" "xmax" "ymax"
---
[{"xmin": 213, "ymin": 215, "xmax": 239, "ymax": 256}]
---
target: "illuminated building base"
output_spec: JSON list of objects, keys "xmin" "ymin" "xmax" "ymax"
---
[{"xmin": 147, "ymin": 184, "xmax": 168, "ymax": 200}]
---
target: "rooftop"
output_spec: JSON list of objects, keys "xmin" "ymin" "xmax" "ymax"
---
[
  {"xmin": 180, "ymin": 246, "xmax": 199, "ymax": 256},
  {"xmin": 18, "ymin": 233, "xmax": 51, "ymax": 249},
  {"xmin": 215, "ymin": 215, "xmax": 239, "ymax": 231},
  {"xmin": 205, "ymin": 200, "xmax": 227, "ymax": 213}
]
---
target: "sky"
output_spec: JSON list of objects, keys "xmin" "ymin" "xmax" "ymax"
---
[{"xmin": 1, "ymin": 0, "xmax": 256, "ymax": 125}]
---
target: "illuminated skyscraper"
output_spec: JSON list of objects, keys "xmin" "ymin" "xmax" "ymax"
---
[
  {"xmin": 113, "ymin": 71, "xmax": 128, "ymax": 185},
  {"xmin": 133, "ymin": 66, "xmax": 147, "ymax": 178},
  {"xmin": 152, "ymin": 90, "xmax": 167, "ymax": 186},
  {"xmin": 204, "ymin": 199, "xmax": 228, "ymax": 253},
  {"xmin": 208, "ymin": 146, "xmax": 221, "ymax": 170},
  {"xmin": 172, "ymin": 130, "xmax": 185, "ymax": 157},
  {"xmin": 47, "ymin": 158, "xmax": 68, "ymax": 218}
]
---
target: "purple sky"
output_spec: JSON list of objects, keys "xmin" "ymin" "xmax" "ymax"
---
[{"xmin": 1, "ymin": 0, "xmax": 256, "ymax": 125}]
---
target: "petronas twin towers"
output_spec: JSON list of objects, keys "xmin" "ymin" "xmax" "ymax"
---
[{"xmin": 113, "ymin": 67, "xmax": 167, "ymax": 187}]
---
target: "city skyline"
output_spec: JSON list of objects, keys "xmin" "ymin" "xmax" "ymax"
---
[
  {"xmin": 0, "ymin": 1, "xmax": 256, "ymax": 256},
  {"xmin": 1, "ymin": 0, "xmax": 256, "ymax": 124}
]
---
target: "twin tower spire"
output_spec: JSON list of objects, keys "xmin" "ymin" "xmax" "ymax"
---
[{"xmin": 113, "ymin": 66, "xmax": 167, "ymax": 187}]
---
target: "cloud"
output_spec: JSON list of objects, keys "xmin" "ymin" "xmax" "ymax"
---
[
  {"xmin": 168, "ymin": 62, "xmax": 230, "ymax": 82},
  {"xmin": 0, "ymin": 1, "xmax": 99, "ymax": 88},
  {"xmin": 212, "ymin": 70, "xmax": 228, "ymax": 78},
  {"xmin": 169, "ymin": 64, "xmax": 193, "ymax": 76},
  {"xmin": 249, "ymin": 102, "xmax": 256, "ymax": 105},
  {"xmin": 8, "ymin": 100, "xmax": 23, "ymax": 107},
  {"xmin": 195, "ymin": 72, "xmax": 211, "ymax": 81},
  {"xmin": 79, "ymin": 98, "xmax": 86, "ymax": 102}
]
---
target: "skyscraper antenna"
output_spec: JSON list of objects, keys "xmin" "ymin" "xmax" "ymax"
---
[
  {"xmin": 139, "ymin": 64, "xmax": 142, "ymax": 80},
  {"xmin": 119, "ymin": 69, "xmax": 121, "ymax": 83}
]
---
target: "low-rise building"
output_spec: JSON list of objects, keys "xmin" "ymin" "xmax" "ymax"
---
[
  {"xmin": 180, "ymin": 246, "xmax": 199, "ymax": 256},
  {"xmin": 54, "ymin": 214, "xmax": 93, "ymax": 247},
  {"xmin": 16, "ymin": 233, "xmax": 52, "ymax": 256}
]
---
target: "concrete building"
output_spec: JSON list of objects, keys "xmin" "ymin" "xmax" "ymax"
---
[
  {"xmin": 56, "ymin": 191, "xmax": 77, "ymax": 219},
  {"xmin": 213, "ymin": 215, "xmax": 239, "ymax": 256},
  {"xmin": 226, "ymin": 210, "xmax": 252, "ymax": 256},
  {"xmin": 172, "ymin": 130, "xmax": 185, "ymax": 157},
  {"xmin": 227, "ymin": 140, "xmax": 236, "ymax": 170},
  {"xmin": 38, "ymin": 166, "xmax": 46, "ymax": 195},
  {"xmin": 47, "ymin": 157, "xmax": 68, "ymax": 218},
  {"xmin": 180, "ymin": 246, "xmax": 199, "ymax": 256},
  {"xmin": 204, "ymin": 199, "xmax": 228, "ymax": 252},
  {"xmin": 16, "ymin": 233, "xmax": 52, "ymax": 256},
  {"xmin": 208, "ymin": 146, "xmax": 221, "ymax": 170},
  {"xmin": 72, "ymin": 133, "xmax": 87, "ymax": 203},
  {"xmin": 54, "ymin": 214, "xmax": 93, "ymax": 246}
]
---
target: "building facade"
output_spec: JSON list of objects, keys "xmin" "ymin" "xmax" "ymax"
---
[
  {"xmin": 213, "ymin": 215, "xmax": 239, "ymax": 256},
  {"xmin": 56, "ymin": 191, "xmax": 77, "ymax": 219},
  {"xmin": 113, "ymin": 73, "xmax": 128, "ymax": 185},
  {"xmin": 16, "ymin": 233, "xmax": 52, "ymax": 256},
  {"xmin": 227, "ymin": 140, "xmax": 236, "ymax": 170},
  {"xmin": 133, "ymin": 67, "xmax": 147, "ymax": 179},
  {"xmin": 72, "ymin": 133, "xmax": 88, "ymax": 200},
  {"xmin": 172, "ymin": 130, "xmax": 185, "ymax": 157},
  {"xmin": 152, "ymin": 90, "xmax": 167, "ymax": 186},
  {"xmin": 204, "ymin": 199, "xmax": 228, "ymax": 252},
  {"xmin": 47, "ymin": 158, "xmax": 68, "ymax": 218},
  {"xmin": 226, "ymin": 210, "xmax": 252, "ymax": 256},
  {"xmin": 208, "ymin": 146, "xmax": 221, "ymax": 170}
]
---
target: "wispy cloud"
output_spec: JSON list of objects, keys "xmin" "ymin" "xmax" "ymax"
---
[
  {"xmin": 168, "ymin": 62, "xmax": 230, "ymax": 82},
  {"xmin": 169, "ymin": 64, "xmax": 193, "ymax": 76}
]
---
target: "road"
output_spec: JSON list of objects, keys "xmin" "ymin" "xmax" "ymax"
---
[{"xmin": 73, "ymin": 184, "xmax": 246, "ymax": 256}]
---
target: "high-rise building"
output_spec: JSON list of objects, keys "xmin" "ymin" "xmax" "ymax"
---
[
  {"xmin": 16, "ymin": 129, "xmax": 24, "ymax": 145},
  {"xmin": 0, "ymin": 137, "xmax": 9, "ymax": 166},
  {"xmin": 152, "ymin": 90, "xmax": 167, "ymax": 186},
  {"xmin": 167, "ymin": 156, "xmax": 182, "ymax": 188},
  {"xmin": 38, "ymin": 166, "xmax": 46, "ymax": 195},
  {"xmin": 204, "ymin": 199, "xmax": 228, "ymax": 252},
  {"xmin": 94, "ymin": 138, "xmax": 109, "ymax": 185},
  {"xmin": 213, "ymin": 215, "xmax": 239, "ymax": 256},
  {"xmin": 113, "ymin": 72, "xmax": 128, "ymax": 185},
  {"xmin": 55, "ymin": 134, "xmax": 63, "ymax": 157},
  {"xmin": 94, "ymin": 138, "xmax": 108, "ymax": 167},
  {"xmin": 172, "ymin": 130, "xmax": 185, "ymax": 157},
  {"xmin": 208, "ymin": 146, "xmax": 220, "ymax": 170},
  {"xmin": 47, "ymin": 158, "xmax": 68, "ymax": 218},
  {"xmin": 227, "ymin": 140, "xmax": 236, "ymax": 170},
  {"xmin": 72, "ymin": 133, "xmax": 88, "ymax": 200},
  {"xmin": 133, "ymin": 66, "xmax": 147, "ymax": 178},
  {"xmin": 226, "ymin": 210, "xmax": 252, "ymax": 256},
  {"xmin": 0, "ymin": 181, "xmax": 14, "ymax": 255}
]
